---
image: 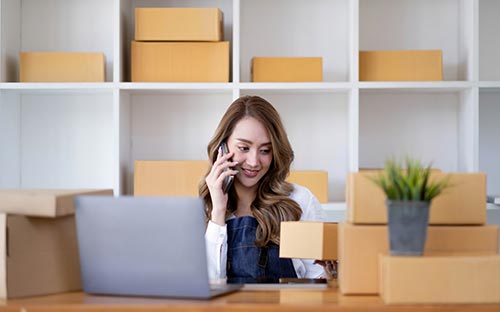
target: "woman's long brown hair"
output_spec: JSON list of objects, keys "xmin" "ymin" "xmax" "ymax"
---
[{"xmin": 199, "ymin": 96, "xmax": 302, "ymax": 247}]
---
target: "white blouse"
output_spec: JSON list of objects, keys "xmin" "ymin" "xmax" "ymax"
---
[{"xmin": 205, "ymin": 184, "xmax": 325, "ymax": 280}]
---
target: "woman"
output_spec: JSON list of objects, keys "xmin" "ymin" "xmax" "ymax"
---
[{"xmin": 199, "ymin": 95, "xmax": 333, "ymax": 281}]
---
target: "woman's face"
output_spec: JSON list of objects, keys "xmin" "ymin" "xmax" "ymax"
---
[{"xmin": 226, "ymin": 116, "xmax": 273, "ymax": 192}]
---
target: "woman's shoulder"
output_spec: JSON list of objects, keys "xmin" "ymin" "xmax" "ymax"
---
[
  {"xmin": 289, "ymin": 183, "xmax": 324, "ymax": 221},
  {"xmin": 289, "ymin": 183, "xmax": 316, "ymax": 208}
]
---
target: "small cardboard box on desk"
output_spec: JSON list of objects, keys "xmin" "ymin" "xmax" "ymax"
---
[
  {"xmin": 280, "ymin": 222, "xmax": 337, "ymax": 261},
  {"xmin": 0, "ymin": 189, "xmax": 113, "ymax": 299}
]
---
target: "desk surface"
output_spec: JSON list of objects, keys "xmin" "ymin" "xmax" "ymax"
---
[{"xmin": 1, "ymin": 284, "xmax": 500, "ymax": 312}]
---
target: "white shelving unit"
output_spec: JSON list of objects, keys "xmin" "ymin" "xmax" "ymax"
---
[{"xmin": 1, "ymin": 0, "xmax": 499, "ymax": 203}]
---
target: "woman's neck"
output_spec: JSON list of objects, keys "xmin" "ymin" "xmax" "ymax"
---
[{"xmin": 234, "ymin": 184, "xmax": 257, "ymax": 217}]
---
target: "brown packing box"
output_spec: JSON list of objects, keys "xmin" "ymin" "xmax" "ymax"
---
[
  {"xmin": 131, "ymin": 41, "xmax": 229, "ymax": 82},
  {"xmin": 0, "ymin": 214, "xmax": 81, "ymax": 299},
  {"xmin": 135, "ymin": 8, "xmax": 223, "ymax": 41},
  {"xmin": 134, "ymin": 160, "xmax": 209, "ymax": 196},
  {"xmin": 379, "ymin": 253, "xmax": 500, "ymax": 304},
  {"xmin": 287, "ymin": 171, "xmax": 328, "ymax": 204},
  {"xmin": 134, "ymin": 160, "xmax": 326, "ymax": 200},
  {"xmin": 338, "ymin": 222, "xmax": 499, "ymax": 295},
  {"xmin": 346, "ymin": 172, "xmax": 486, "ymax": 225},
  {"xmin": 19, "ymin": 52, "xmax": 105, "ymax": 82},
  {"xmin": 359, "ymin": 50, "xmax": 443, "ymax": 81},
  {"xmin": 0, "ymin": 189, "xmax": 113, "ymax": 218},
  {"xmin": 252, "ymin": 57, "xmax": 323, "ymax": 82},
  {"xmin": 280, "ymin": 222, "xmax": 337, "ymax": 260}
]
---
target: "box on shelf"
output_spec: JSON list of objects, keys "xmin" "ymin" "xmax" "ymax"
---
[
  {"xmin": 19, "ymin": 52, "xmax": 105, "ymax": 82},
  {"xmin": 131, "ymin": 41, "xmax": 230, "ymax": 82},
  {"xmin": 251, "ymin": 57, "xmax": 323, "ymax": 82},
  {"xmin": 359, "ymin": 50, "xmax": 443, "ymax": 81},
  {"xmin": 135, "ymin": 8, "xmax": 223, "ymax": 41},
  {"xmin": 338, "ymin": 222, "xmax": 499, "ymax": 295},
  {"xmin": 346, "ymin": 172, "xmax": 486, "ymax": 225},
  {"xmin": 379, "ymin": 253, "xmax": 500, "ymax": 304},
  {"xmin": 286, "ymin": 171, "xmax": 328, "ymax": 204},
  {"xmin": 0, "ymin": 189, "xmax": 113, "ymax": 218},
  {"xmin": 280, "ymin": 222, "xmax": 337, "ymax": 260},
  {"xmin": 134, "ymin": 160, "xmax": 209, "ymax": 196},
  {"xmin": 0, "ymin": 214, "xmax": 81, "ymax": 299}
]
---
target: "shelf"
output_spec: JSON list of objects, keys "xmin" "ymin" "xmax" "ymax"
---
[
  {"xmin": 0, "ymin": 82, "xmax": 115, "ymax": 93},
  {"xmin": 478, "ymin": 82, "xmax": 500, "ymax": 89},
  {"xmin": 239, "ymin": 0, "xmax": 350, "ymax": 83},
  {"xmin": 358, "ymin": 81, "xmax": 474, "ymax": 92},
  {"xmin": 479, "ymin": 0, "xmax": 500, "ymax": 81},
  {"xmin": 0, "ymin": 0, "xmax": 498, "ymax": 199},
  {"xmin": 119, "ymin": 83, "xmax": 234, "ymax": 94},
  {"xmin": 360, "ymin": 0, "xmax": 472, "ymax": 81},
  {"xmin": 239, "ymin": 82, "xmax": 352, "ymax": 93},
  {"xmin": 0, "ymin": 0, "xmax": 115, "ymax": 83}
]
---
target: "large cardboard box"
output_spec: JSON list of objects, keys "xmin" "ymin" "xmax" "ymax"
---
[
  {"xmin": 346, "ymin": 172, "xmax": 486, "ymax": 225},
  {"xmin": 135, "ymin": 8, "xmax": 223, "ymax": 41},
  {"xmin": 287, "ymin": 171, "xmax": 328, "ymax": 203},
  {"xmin": 379, "ymin": 253, "xmax": 500, "ymax": 304},
  {"xmin": 338, "ymin": 222, "xmax": 499, "ymax": 295},
  {"xmin": 131, "ymin": 41, "xmax": 229, "ymax": 82},
  {"xmin": 134, "ymin": 160, "xmax": 209, "ymax": 196},
  {"xmin": 134, "ymin": 160, "xmax": 324, "ymax": 199},
  {"xmin": 252, "ymin": 57, "xmax": 323, "ymax": 82},
  {"xmin": 0, "ymin": 214, "xmax": 81, "ymax": 299},
  {"xmin": 0, "ymin": 189, "xmax": 113, "ymax": 218},
  {"xmin": 359, "ymin": 50, "xmax": 443, "ymax": 81},
  {"xmin": 280, "ymin": 222, "xmax": 337, "ymax": 260},
  {"xmin": 19, "ymin": 52, "xmax": 105, "ymax": 82}
]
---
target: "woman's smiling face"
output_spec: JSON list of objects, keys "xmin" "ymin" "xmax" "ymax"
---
[{"xmin": 226, "ymin": 116, "xmax": 273, "ymax": 192}]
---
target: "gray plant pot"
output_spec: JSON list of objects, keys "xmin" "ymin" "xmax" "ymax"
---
[{"xmin": 386, "ymin": 200, "xmax": 431, "ymax": 256}]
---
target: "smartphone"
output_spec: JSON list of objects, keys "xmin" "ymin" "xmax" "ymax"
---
[{"xmin": 220, "ymin": 142, "xmax": 234, "ymax": 193}]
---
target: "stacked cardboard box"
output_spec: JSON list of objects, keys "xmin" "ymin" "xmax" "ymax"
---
[
  {"xmin": 0, "ymin": 189, "xmax": 112, "ymax": 299},
  {"xmin": 131, "ymin": 8, "xmax": 229, "ymax": 82},
  {"xmin": 339, "ymin": 171, "xmax": 500, "ymax": 303}
]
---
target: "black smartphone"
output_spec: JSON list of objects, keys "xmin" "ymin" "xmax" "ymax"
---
[{"xmin": 220, "ymin": 142, "xmax": 234, "ymax": 193}]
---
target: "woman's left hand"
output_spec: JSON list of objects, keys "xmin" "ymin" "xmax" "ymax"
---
[{"xmin": 314, "ymin": 260, "xmax": 338, "ymax": 279}]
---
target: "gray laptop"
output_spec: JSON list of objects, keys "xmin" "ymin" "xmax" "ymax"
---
[{"xmin": 74, "ymin": 196, "xmax": 242, "ymax": 299}]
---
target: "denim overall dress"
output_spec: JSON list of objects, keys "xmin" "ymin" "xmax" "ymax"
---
[{"xmin": 226, "ymin": 216, "xmax": 297, "ymax": 282}]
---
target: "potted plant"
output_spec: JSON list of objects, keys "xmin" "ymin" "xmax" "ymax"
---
[{"xmin": 371, "ymin": 157, "xmax": 450, "ymax": 256}]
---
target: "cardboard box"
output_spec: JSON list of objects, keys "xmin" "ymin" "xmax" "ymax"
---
[
  {"xmin": 338, "ymin": 222, "xmax": 499, "ymax": 295},
  {"xmin": 134, "ymin": 160, "xmax": 322, "ymax": 199},
  {"xmin": 19, "ymin": 52, "xmax": 105, "ymax": 82},
  {"xmin": 0, "ymin": 189, "xmax": 113, "ymax": 218},
  {"xmin": 346, "ymin": 172, "xmax": 486, "ymax": 225},
  {"xmin": 135, "ymin": 8, "xmax": 223, "ymax": 41},
  {"xmin": 286, "ymin": 171, "xmax": 328, "ymax": 203},
  {"xmin": 134, "ymin": 160, "xmax": 209, "ymax": 196},
  {"xmin": 359, "ymin": 50, "xmax": 443, "ymax": 81},
  {"xmin": 379, "ymin": 253, "xmax": 500, "ymax": 304},
  {"xmin": 131, "ymin": 41, "xmax": 229, "ymax": 82},
  {"xmin": 252, "ymin": 57, "xmax": 323, "ymax": 82},
  {"xmin": 280, "ymin": 222, "xmax": 337, "ymax": 260},
  {"xmin": 0, "ymin": 214, "xmax": 81, "ymax": 299}
]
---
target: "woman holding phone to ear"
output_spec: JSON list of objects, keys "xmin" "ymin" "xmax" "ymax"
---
[{"xmin": 199, "ymin": 95, "xmax": 336, "ymax": 282}]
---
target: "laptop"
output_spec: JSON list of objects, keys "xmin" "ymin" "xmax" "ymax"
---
[{"xmin": 74, "ymin": 195, "xmax": 242, "ymax": 299}]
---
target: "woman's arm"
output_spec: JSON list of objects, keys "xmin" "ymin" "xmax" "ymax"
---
[
  {"xmin": 205, "ymin": 220, "xmax": 228, "ymax": 280},
  {"xmin": 290, "ymin": 184, "xmax": 327, "ymax": 278}
]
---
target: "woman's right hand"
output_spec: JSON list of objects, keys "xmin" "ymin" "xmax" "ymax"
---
[{"xmin": 205, "ymin": 146, "xmax": 238, "ymax": 226}]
